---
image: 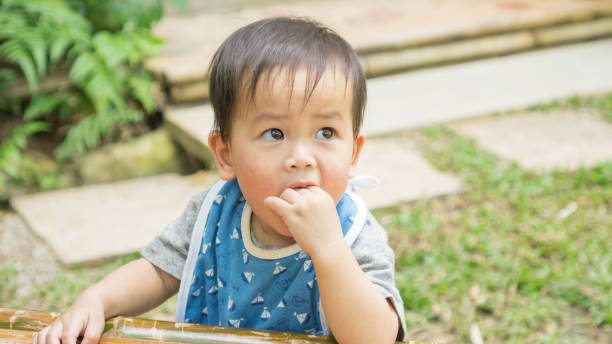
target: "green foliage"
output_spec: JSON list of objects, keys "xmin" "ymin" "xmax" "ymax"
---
[
  {"xmin": 0, "ymin": 120, "xmax": 52, "ymax": 191},
  {"xmin": 0, "ymin": 0, "xmax": 178, "ymax": 190}
]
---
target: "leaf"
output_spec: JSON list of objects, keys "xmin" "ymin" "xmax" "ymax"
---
[
  {"xmin": 49, "ymin": 35, "xmax": 72, "ymax": 64},
  {"xmin": 18, "ymin": 30, "xmax": 48, "ymax": 77},
  {"xmin": 93, "ymin": 31, "xmax": 129, "ymax": 68},
  {"xmin": 117, "ymin": 108, "xmax": 143, "ymax": 122},
  {"xmin": 23, "ymin": 0, "xmax": 91, "ymax": 33},
  {"xmin": 0, "ymin": 11, "xmax": 28, "ymax": 39},
  {"xmin": 129, "ymin": 74, "xmax": 155, "ymax": 113},
  {"xmin": 56, "ymin": 113, "xmax": 105, "ymax": 160},
  {"xmin": 69, "ymin": 52, "xmax": 97, "ymax": 84},
  {"xmin": 24, "ymin": 94, "xmax": 66, "ymax": 120},
  {"xmin": 22, "ymin": 121, "xmax": 51, "ymax": 136},
  {"xmin": 128, "ymin": 29, "xmax": 162, "ymax": 63},
  {"xmin": 56, "ymin": 107, "xmax": 143, "ymax": 161},
  {"xmin": 0, "ymin": 40, "xmax": 38, "ymax": 89},
  {"xmin": 0, "ymin": 123, "xmax": 51, "ymax": 164},
  {"xmin": 83, "ymin": 71, "xmax": 123, "ymax": 115}
]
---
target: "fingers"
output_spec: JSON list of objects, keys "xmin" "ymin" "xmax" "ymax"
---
[
  {"xmin": 35, "ymin": 326, "xmax": 50, "ymax": 344},
  {"xmin": 36, "ymin": 313, "xmax": 100, "ymax": 344},
  {"xmin": 80, "ymin": 313, "xmax": 104, "ymax": 344},
  {"xmin": 37, "ymin": 320, "xmax": 62, "ymax": 344},
  {"xmin": 60, "ymin": 317, "xmax": 83, "ymax": 344}
]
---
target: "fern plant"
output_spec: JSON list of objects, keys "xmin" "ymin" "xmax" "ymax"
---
[{"xmin": 0, "ymin": 0, "xmax": 184, "ymax": 193}]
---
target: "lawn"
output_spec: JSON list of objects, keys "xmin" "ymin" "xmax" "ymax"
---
[{"xmin": 1, "ymin": 94, "xmax": 611, "ymax": 343}]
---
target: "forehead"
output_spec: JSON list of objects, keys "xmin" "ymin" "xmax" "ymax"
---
[{"xmin": 236, "ymin": 66, "xmax": 353, "ymax": 116}]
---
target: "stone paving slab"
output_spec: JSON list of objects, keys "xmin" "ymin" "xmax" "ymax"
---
[
  {"xmin": 146, "ymin": 0, "xmax": 612, "ymax": 98},
  {"xmin": 10, "ymin": 173, "xmax": 216, "ymax": 266},
  {"xmin": 164, "ymin": 104, "xmax": 216, "ymax": 165},
  {"xmin": 354, "ymin": 138, "xmax": 465, "ymax": 209},
  {"xmin": 452, "ymin": 111, "xmax": 612, "ymax": 171},
  {"xmin": 363, "ymin": 38, "xmax": 612, "ymax": 136}
]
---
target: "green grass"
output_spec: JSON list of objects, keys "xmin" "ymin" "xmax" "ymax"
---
[
  {"xmin": 1, "ymin": 93, "xmax": 611, "ymax": 342},
  {"xmin": 527, "ymin": 93, "xmax": 612, "ymax": 123},
  {"xmin": 1, "ymin": 253, "xmax": 141, "ymax": 312},
  {"xmin": 374, "ymin": 117, "xmax": 612, "ymax": 342}
]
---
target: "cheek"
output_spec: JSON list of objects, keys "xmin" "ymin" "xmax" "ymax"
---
[
  {"xmin": 320, "ymin": 158, "xmax": 352, "ymax": 203},
  {"xmin": 235, "ymin": 158, "xmax": 278, "ymax": 201}
]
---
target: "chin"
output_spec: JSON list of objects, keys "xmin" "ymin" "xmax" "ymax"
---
[{"xmin": 271, "ymin": 220, "xmax": 293, "ymax": 238}]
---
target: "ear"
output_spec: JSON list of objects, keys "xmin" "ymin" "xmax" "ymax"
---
[
  {"xmin": 349, "ymin": 134, "xmax": 365, "ymax": 178},
  {"xmin": 208, "ymin": 131, "xmax": 236, "ymax": 180}
]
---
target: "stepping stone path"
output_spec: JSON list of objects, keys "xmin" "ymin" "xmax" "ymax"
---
[
  {"xmin": 452, "ymin": 111, "xmax": 612, "ymax": 171},
  {"xmin": 354, "ymin": 138, "xmax": 464, "ymax": 209},
  {"xmin": 10, "ymin": 174, "xmax": 215, "ymax": 266},
  {"xmin": 7, "ymin": 0, "xmax": 612, "ymax": 265}
]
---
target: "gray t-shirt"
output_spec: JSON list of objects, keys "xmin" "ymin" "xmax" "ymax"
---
[{"xmin": 142, "ymin": 188, "xmax": 407, "ymax": 341}]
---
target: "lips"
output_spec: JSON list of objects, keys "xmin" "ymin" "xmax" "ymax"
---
[{"xmin": 288, "ymin": 181, "xmax": 317, "ymax": 189}]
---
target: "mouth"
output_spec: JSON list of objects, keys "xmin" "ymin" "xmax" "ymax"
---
[{"xmin": 288, "ymin": 181, "xmax": 317, "ymax": 190}]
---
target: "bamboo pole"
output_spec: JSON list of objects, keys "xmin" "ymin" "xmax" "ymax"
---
[{"xmin": 1, "ymin": 309, "xmax": 426, "ymax": 344}]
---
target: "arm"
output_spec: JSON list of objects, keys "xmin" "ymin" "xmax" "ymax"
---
[
  {"xmin": 313, "ymin": 239, "xmax": 399, "ymax": 343},
  {"xmin": 37, "ymin": 258, "xmax": 179, "ymax": 344},
  {"xmin": 265, "ymin": 187, "xmax": 399, "ymax": 343},
  {"xmin": 91, "ymin": 257, "xmax": 180, "ymax": 318}
]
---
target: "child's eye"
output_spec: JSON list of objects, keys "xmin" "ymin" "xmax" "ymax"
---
[
  {"xmin": 262, "ymin": 128, "xmax": 284, "ymax": 141},
  {"xmin": 315, "ymin": 127, "xmax": 335, "ymax": 140}
]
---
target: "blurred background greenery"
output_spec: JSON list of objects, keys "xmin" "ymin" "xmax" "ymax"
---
[{"xmin": 0, "ymin": 0, "xmax": 186, "ymax": 194}]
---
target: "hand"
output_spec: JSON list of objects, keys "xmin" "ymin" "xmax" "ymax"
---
[
  {"xmin": 36, "ymin": 289, "xmax": 105, "ymax": 344},
  {"xmin": 264, "ymin": 186, "xmax": 344, "ymax": 258}
]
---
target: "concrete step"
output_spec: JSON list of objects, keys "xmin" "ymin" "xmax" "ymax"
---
[
  {"xmin": 146, "ymin": 0, "xmax": 612, "ymax": 102},
  {"xmin": 363, "ymin": 38, "xmax": 612, "ymax": 136},
  {"xmin": 452, "ymin": 110, "xmax": 612, "ymax": 171},
  {"xmin": 164, "ymin": 104, "xmax": 216, "ymax": 166}
]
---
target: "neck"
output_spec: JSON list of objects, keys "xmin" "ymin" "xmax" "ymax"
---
[{"xmin": 251, "ymin": 215, "xmax": 296, "ymax": 248}]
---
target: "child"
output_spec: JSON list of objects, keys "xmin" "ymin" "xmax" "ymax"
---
[{"xmin": 37, "ymin": 17, "xmax": 406, "ymax": 344}]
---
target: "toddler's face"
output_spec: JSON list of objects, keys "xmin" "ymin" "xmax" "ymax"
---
[{"xmin": 220, "ymin": 67, "xmax": 363, "ymax": 238}]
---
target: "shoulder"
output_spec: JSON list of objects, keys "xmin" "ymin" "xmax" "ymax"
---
[
  {"xmin": 351, "ymin": 211, "xmax": 395, "ymax": 266},
  {"xmin": 352, "ymin": 212, "xmax": 390, "ymax": 249}
]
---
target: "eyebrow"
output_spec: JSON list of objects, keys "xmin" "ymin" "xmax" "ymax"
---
[
  {"xmin": 252, "ymin": 111, "xmax": 344, "ymax": 123},
  {"xmin": 314, "ymin": 111, "xmax": 344, "ymax": 121},
  {"xmin": 252, "ymin": 113, "xmax": 286, "ymax": 125}
]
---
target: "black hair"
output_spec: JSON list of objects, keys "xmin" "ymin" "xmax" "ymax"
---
[{"xmin": 208, "ymin": 17, "xmax": 366, "ymax": 142}]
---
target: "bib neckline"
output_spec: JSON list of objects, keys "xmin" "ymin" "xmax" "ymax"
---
[{"xmin": 241, "ymin": 203, "xmax": 302, "ymax": 259}]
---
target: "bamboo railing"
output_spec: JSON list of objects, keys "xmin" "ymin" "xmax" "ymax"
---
[{"xmin": 0, "ymin": 308, "xmax": 424, "ymax": 344}]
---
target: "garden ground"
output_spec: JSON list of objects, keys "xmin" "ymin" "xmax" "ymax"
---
[{"xmin": 1, "ymin": 94, "xmax": 611, "ymax": 343}]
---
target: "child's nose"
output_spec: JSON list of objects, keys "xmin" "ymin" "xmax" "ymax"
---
[{"xmin": 284, "ymin": 142, "xmax": 316, "ymax": 170}]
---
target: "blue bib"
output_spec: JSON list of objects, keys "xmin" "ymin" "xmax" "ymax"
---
[{"xmin": 175, "ymin": 179, "xmax": 367, "ymax": 334}]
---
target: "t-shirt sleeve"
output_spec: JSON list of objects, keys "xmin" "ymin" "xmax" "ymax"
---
[
  {"xmin": 351, "ymin": 212, "xmax": 407, "ymax": 342},
  {"xmin": 140, "ymin": 189, "xmax": 209, "ymax": 280}
]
